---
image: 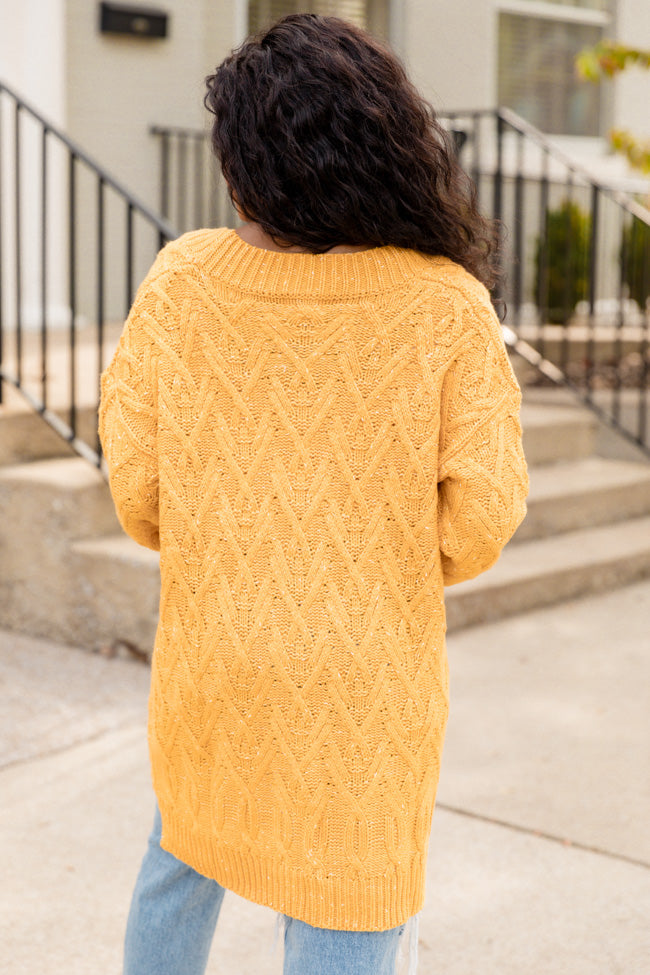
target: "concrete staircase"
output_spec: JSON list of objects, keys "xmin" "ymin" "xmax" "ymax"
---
[
  {"xmin": 445, "ymin": 392, "xmax": 650, "ymax": 630},
  {"xmin": 2, "ymin": 382, "xmax": 650, "ymax": 654}
]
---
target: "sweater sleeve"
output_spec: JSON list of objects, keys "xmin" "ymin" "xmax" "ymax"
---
[
  {"xmin": 437, "ymin": 290, "xmax": 529, "ymax": 586},
  {"xmin": 98, "ymin": 247, "xmax": 175, "ymax": 551}
]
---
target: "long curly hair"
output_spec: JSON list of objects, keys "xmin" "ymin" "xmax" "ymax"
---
[{"xmin": 204, "ymin": 13, "xmax": 500, "ymax": 291}]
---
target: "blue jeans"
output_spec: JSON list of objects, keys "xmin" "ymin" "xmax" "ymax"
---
[{"xmin": 123, "ymin": 806, "xmax": 414, "ymax": 975}]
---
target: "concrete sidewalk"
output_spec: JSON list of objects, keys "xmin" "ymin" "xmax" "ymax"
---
[{"xmin": 1, "ymin": 582, "xmax": 649, "ymax": 975}]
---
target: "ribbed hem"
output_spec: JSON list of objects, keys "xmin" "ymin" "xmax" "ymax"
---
[
  {"xmin": 158, "ymin": 806, "xmax": 425, "ymax": 932},
  {"xmin": 171, "ymin": 227, "xmax": 439, "ymax": 300}
]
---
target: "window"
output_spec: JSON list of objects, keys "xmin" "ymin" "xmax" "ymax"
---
[
  {"xmin": 498, "ymin": 1, "xmax": 614, "ymax": 136},
  {"xmin": 516, "ymin": 1, "xmax": 610, "ymax": 8},
  {"xmin": 248, "ymin": 1, "xmax": 388, "ymax": 37}
]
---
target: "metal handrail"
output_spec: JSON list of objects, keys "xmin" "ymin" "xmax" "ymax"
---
[
  {"xmin": 0, "ymin": 79, "xmax": 178, "ymax": 468},
  {"xmin": 447, "ymin": 106, "xmax": 650, "ymax": 225},
  {"xmin": 484, "ymin": 107, "xmax": 649, "ymax": 455},
  {"xmin": 150, "ymin": 124, "xmax": 210, "ymax": 140},
  {"xmin": 150, "ymin": 108, "xmax": 650, "ymax": 455},
  {"xmin": 148, "ymin": 122, "xmax": 235, "ymax": 232},
  {"xmin": 3, "ymin": 83, "xmax": 178, "ymax": 235}
]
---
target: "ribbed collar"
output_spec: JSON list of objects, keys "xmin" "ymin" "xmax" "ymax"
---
[{"xmin": 178, "ymin": 228, "xmax": 438, "ymax": 299}]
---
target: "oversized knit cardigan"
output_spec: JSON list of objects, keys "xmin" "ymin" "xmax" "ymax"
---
[{"xmin": 99, "ymin": 228, "xmax": 528, "ymax": 931}]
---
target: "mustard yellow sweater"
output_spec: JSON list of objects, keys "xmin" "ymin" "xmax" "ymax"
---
[{"xmin": 99, "ymin": 228, "xmax": 528, "ymax": 931}]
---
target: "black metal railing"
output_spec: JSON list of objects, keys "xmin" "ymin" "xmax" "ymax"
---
[
  {"xmin": 150, "ymin": 125, "xmax": 236, "ymax": 233},
  {"xmin": 0, "ymin": 81, "xmax": 177, "ymax": 467},
  {"xmin": 152, "ymin": 109, "xmax": 650, "ymax": 455},
  {"xmin": 446, "ymin": 108, "xmax": 650, "ymax": 455}
]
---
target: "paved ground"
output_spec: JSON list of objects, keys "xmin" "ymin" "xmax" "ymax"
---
[{"xmin": 1, "ymin": 581, "xmax": 649, "ymax": 975}]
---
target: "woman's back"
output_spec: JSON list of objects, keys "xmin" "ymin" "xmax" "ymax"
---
[
  {"xmin": 99, "ymin": 225, "xmax": 527, "ymax": 930},
  {"xmin": 100, "ymin": 14, "xmax": 528, "ymax": 973}
]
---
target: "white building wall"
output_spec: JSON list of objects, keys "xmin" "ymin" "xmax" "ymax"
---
[
  {"xmin": 402, "ymin": 0, "xmax": 496, "ymax": 112},
  {"xmin": 64, "ymin": 0, "xmax": 240, "ymax": 214},
  {"xmin": 0, "ymin": 0, "xmax": 67, "ymax": 125},
  {"xmin": 0, "ymin": 0, "xmax": 68, "ymax": 333},
  {"xmin": 613, "ymin": 0, "xmax": 650, "ymax": 135},
  {"xmin": 60, "ymin": 0, "xmax": 245, "ymax": 323}
]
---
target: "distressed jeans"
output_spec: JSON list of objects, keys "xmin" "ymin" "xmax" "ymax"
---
[{"xmin": 123, "ymin": 805, "xmax": 417, "ymax": 975}]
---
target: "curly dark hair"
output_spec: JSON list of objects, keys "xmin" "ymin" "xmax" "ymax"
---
[{"xmin": 204, "ymin": 13, "xmax": 500, "ymax": 291}]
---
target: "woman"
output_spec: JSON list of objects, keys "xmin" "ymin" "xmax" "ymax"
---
[{"xmin": 99, "ymin": 14, "xmax": 528, "ymax": 975}]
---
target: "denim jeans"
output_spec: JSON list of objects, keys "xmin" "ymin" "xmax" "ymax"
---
[{"xmin": 123, "ymin": 805, "xmax": 416, "ymax": 975}]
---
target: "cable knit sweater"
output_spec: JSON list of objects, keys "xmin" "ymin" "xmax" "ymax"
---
[{"xmin": 99, "ymin": 227, "xmax": 528, "ymax": 931}]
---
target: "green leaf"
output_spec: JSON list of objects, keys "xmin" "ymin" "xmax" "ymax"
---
[{"xmin": 576, "ymin": 40, "xmax": 650, "ymax": 81}]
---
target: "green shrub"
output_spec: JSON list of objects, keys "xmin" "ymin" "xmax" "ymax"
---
[
  {"xmin": 621, "ymin": 217, "xmax": 650, "ymax": 310},
  {"xmin": 534, "ymin": 200, "xmax": 592, "ymax": 324}
]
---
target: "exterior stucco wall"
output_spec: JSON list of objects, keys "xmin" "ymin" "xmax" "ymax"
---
[
  {"xmin": 0, "ymin": 0, "xmax": 67, "ymax": 125},
  {"xmin": 402, "ymin": 0, "xmax": 496, "ymax": 112},
  {"xmin": 0, "ymin": 0, "xmax": 69, "ymax": 329},
  {"xmin": 613, "ymin": 0, "xmax": 650, "ymax": 135},
  {"xmin": 60, "ymin": 0, "xmax": 246, "ymax": 323},
  {"xmin": 64, "ymin": 0, "xmax": 243, "ymax": 213}
]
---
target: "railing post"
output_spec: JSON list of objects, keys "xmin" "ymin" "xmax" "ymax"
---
[
  {"xmin": 586, "ymin": 184, "xmax": 600, "ymax": 400},
  {"xmin": 68, "ymin": 152, "xmax": 77, "ymax": 438},
  {"xmin": 493, "ymin": 112, "xmax": 504, "ymax": 228},
  {"xmin": 471, "ymin": 112, "xmax": 481, "ymax": 203},
  {"xmin": 639, "ymin": 222, "xmax": 649, "ymax": 446},
  {"xmin": 492, "ymin": 112, "xmax": 505, "ymax": 309},
  {"xmin": 161, "ymin": 130, "xmax": 169, "ymax": 220},
  {"xmin": 512, "ymin": 131, "xmax": 524, "ymax": 329},
  {"xmin": 0, "ymin": 92, "xmax": 4, "ymax": 405},
  {"xmin": 194, "ymin": 133, "xmax": 204, "ymax": 229},
  {"xmin": 210, "ymin": 159, "xmax": 220, "ymax": 229},
  {"xmin": 613, "ymin": 210, "xmax": 628, "ymax": 427},
  {"xmin": 561, "ymin": 172, "xmax": 575, "ymax": 376},
  {"xmin": 15, "ymin": 100, "xmax": 22, "ymax": 387},
  {"xmin": 96, "ymin": 177, "xmax": 105, "ymax": 463},
  {"xmin": 126, "ymin": 202, "xmax": 134, "ymax": 314},
  {"xmin": 178, "ymin": 134, "xmax": 187, "ymax": 231},
  {"xmin": 536, "ymin": 149, "xmax": 550, "ymax": 351},
  {"xmin": 41, "ymin": 126, "xmax": 48, "ymax": 409}
]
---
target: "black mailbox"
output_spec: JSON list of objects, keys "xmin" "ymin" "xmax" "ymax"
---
[{"xmin": 100, "ymin": 2, "xmax": 168, "ymax": 39}]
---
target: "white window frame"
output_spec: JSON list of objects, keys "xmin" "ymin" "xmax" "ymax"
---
[
  {"xmin": 243, "ymin": 0, "xmax": 392, "ymax": 42},
  {"xmin": 233, "ymin": 0, "xmax": 248, "ymax": 43},
  {"xmin": 497, "ymin": 1, "xmax": 611, "ymax": 28},
  {"xmin": 495, "ymin": 0, "xmax": 616, "ymax": 143}
]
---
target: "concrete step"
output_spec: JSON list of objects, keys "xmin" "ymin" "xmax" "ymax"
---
[
  {"xmin": 445, "ymin": 514, "xmax": 650, "ymax": 632},
  {"xmin": 50, "ymin": 457, "xmax": 650, "ymax": 649},
  {"xmin": 62, "ymin": 513, "xmax": 650, "ymax": 646},
  {"xmin": 0, "ymin": 404, "xmax": 74, "ymax": 464},
  {"xmin": 70, "ymin": 534, "xmax": 160, "ymax": 652},
  {"xmin": 521, "ymin": 385, "xmax": 650, "ymax": 464},
  {"xmin": 0, "ymin": 458, "xmax": 120, "ymax": 643},
  {"xmin": 516, "ymin": 456, "xmax": 650, "ymax": 542},
  {"xmin": 0, "ymin": 393, "xmax": 643, "ymax": 649},
  {"xmin": 520, "ymin": 402, "xmax": 597, "ymax": 465},
  {"xmin": 0, "ymin": 397, "xmax": 99, "ymax": 465},
  {"xmin": 0, "ymin": 457, "xmax": 118, "ymax": 540}
]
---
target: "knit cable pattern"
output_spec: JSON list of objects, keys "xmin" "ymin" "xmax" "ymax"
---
[{"xmin": 99, "ymin": 229, "xmax": 528, "ymax": 930}]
